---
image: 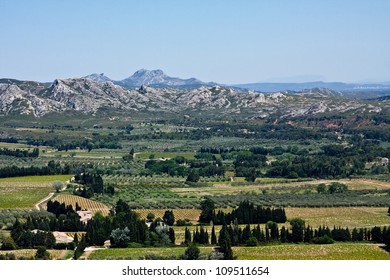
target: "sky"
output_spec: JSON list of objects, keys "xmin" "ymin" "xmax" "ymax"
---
[{"xmin": 0, "ymin": 0, "xmax": 389, "ymax": 84}]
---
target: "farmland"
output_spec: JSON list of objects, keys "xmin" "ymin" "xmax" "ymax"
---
[
  {"xmin": 0, "ymin": 175, "xmax": 71, "ymax": 209},
  {"xmin": 87, "ymin": 243, "xmax": 390, "ymax": 260},
  {"xmin": 50, "ymin": 194, "xmax": 110, "ymax": 216},
  {"xmin": 1, "ymin": 111, "xmax": 390, "ymax": 260}
]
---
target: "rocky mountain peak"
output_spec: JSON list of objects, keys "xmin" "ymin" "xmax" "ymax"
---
[{"xmin": 83, "ymin": 73, "xmax": 112, "ymax": 83}]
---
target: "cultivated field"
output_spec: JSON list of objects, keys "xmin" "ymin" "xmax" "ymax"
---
[
  {"xmin": 51, "ymin": 194, "xmax": 110, "ymax": 216},
  {"xmin": 233, "ymin": 243, "xmax": 390, "ymax": 260},
  {"xmin": 285, "ymin": 207, "xmax": 390, "ymax": 228},
  {"xmin": 0, "ymin": 249, "xmax": 72, "ymax": 260},
  {"xmin": 0, "ymin": 175, "xmax": 72, "ymax": 209},
  {"xmin": 87, "ymin": 243, "xmax": 390, "ymax": 260}
]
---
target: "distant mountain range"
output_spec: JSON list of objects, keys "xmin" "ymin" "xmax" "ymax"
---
[
  {"xmin": 0, "ymin": 76, "xmax": 387, "ymax": 119},
  {"xmin": 83, "ymin": 69, "xmax": 216, "ymax": 89},
  {"xmin": 1, "ymin": 69, "xmax": 389, "ymax": 119},
  {"xmin": 82, "ymin": 69, "xmax": 390, "ymax": 96},
  {"xmin": 232, "ymin": 81, "xmax": 390, "ymax": 93}
]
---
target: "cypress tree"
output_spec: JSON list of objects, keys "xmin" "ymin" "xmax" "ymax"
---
[
  {"xmin": 169, "ymin": 228, "xmax": 175, "ymax": 245},
  {"xmin": 211, "ymin": 226, "xmax": 217, "ymax": 245},
  {"xmin": 290, "ymin": 218, "xmax": 305, "ymax": 243},
  {"xmin": 253, "ymin": 224, "xmax": 261, "ymax": 241},
  {"xmin": 184, "ymin": 227, "xmax": 191, "ymax": 245},
  {"xmin": 280, "ymin": 226, "xmax": 287, "ymax": 243},
  {"xmin": 218, "ymin": 224, "xmax": 234, "ymax": 260}
]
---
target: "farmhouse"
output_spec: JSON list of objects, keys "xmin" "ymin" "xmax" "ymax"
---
[
  {"xmin": 31, "ymin": 229, "xmax": 73, "ymax": 244},
  {"xmin": 77, "ymin": 210, "xmax": 93, "ymax": 224},
  {"xmin": 53, "ymin": 231, "xmax": 74, "ymax": 244}
]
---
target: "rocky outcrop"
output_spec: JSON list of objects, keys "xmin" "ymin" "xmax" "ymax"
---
[{"xmin": 0, "ymin": 77, "xmax": 387, "ymax": 118}]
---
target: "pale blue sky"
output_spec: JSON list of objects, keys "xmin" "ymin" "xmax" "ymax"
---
[{"xmin": 0, "ymin": 0, "xmax": 389, "ymax": 83}]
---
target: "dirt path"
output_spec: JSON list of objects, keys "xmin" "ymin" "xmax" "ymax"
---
[
  {"xmin": 34, "ymin": 181, "xmax": 68, "ymax": 210},
  {"xmin": 34, "ymin": 192, "xmax": 55, "ymax": 210},
  {"xmin": 80, "ymin": 247, "xmax": 107, "ymax": 260}
]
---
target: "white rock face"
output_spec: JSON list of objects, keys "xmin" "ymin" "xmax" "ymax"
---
[{"xmin": 0, "ymin": 78, "xmax": 387, "ymax": 118}]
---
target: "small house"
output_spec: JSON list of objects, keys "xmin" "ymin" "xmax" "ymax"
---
[
  {"xmin": 77, "ymin": 210, "xmax": 93, "ymax": 224},
  {"xmin": 53, "ymin": 231, "xmax": 74, "ymax": 244}
]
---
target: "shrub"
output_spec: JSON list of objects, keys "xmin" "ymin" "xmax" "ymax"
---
[
  {"xmin": 35, "ymin": 246, "xmax": 51, "ymax": 260},
  {"xmin": 313, "ymin": 235, "xmax": 335, "ymax": 244},
  {"xmin": 246, "ymin": 237, "xmax": 258, "ymax": 246},
  {"xmin": 184, "ymin": 243, "xmax": 200, "ymax": 260},
  {"xmin": 1, "ymin": 236, "xmax": 17, "ymax": 250}
]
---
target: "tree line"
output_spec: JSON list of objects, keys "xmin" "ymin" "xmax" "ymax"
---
[
  {"xmin": 0, "ymin": 160, "xmax": 73, "ymax": 178},
  {"xmin": 0, "ymin": 147, "xmax": 39, "ymax": 158},
  {"xmin": 199, "ymin": 199, "xmax": 287, "ymax": 225}
]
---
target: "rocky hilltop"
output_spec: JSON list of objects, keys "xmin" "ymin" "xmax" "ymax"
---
[
  {"xmin": 84, "ymin": 69, "xmax": 215, "ymax": 89},
  {"xmin": 0, "ymin": 77, "xmax": 388, "ymax": 118}
]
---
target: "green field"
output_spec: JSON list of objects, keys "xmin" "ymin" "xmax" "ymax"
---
[
  {"xmin": 0, "ymin": 175, "xmax": 72, "ymax": 208},
  {"xmin": 87, "ymin": 243, "xmax": 390, "ymax": 260},
  {"xmin": 0, "ymin": 249, "xmax": 71, "ymax": 260},
  {"xmin": 0, "ymin": 175, "xmax": 72, "ymax": 183},
  {"xmin": 88, "ymin": 246, "xmax": 214, "ymax": 260},
  {"xmin": 234, "ymin": 243, "xmax": 390, "ymax": 260},
  {"xmin": 285, "ymin": 207, "xmax": 390, "ymax": 228}
]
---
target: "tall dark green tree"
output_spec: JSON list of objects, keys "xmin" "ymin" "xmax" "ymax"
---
[
  {"xmin": 169, "ymin": 228, "xmax": 176, "ymax": 244},
  {"xmin": 186, "ymin": 169, "xmax": 200, "ymax": 183},
  {"xmin": 184, "ymin": 227, "xmax": 192, "ymax": 245},
  {"xmin": 290, "ymin": 218, "xmax": 305, "ymax": 243},
  {"xmin": 115, "ymin": 199, "xmax": 130, "ymax": 214},
  {"xmin": 211, "ymin": 225, "xmax": 217, "ymax": 245},
  {"xmin": 199, "ymin": 197, "xmax": 215, "ymax": 223},
  {"xmin": 218, "ymin": 224, "xmax": 234, "ymax": 260},
  {"xmin": 163, "ymin": 210, "xmax": 175, "ymax": 226}
]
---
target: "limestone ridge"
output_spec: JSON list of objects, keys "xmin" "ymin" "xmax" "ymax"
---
[
  {"xmin": 0, "ymin": 77, "xmax": 387, "ymax": 118},
  {"xmin": 84, "ymin": 69, "xmax": 216, "ymax": 89}
]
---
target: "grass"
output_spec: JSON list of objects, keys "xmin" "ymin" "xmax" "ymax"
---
[
  {"xmin": 0, "ymin": 142, "xmax": 31, "ymax": 149},
  {"xmin": 0, "ymin": 249, "xmax": 69, "ymax": 260},
  {"xmin": 233, "ymin": 243, "xmax": 390, "ymax": 260},
  {"xmin": 0, "ymin": 175, "xmax": 72, "ymax": 208},
  {"xmin": 88, "ymin": 246, "xmax": 213, "ymax": 260},
  {"xmin": 0, "ymin": 175, "xmax": 72, "ymax": 183},
  {"xmin": 285, "ymin": 207, "xmax": 390, "ymax": 228},
  {"xmin": 87, "ymin": 243, "xmax": 390, "ymax": 260}
]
